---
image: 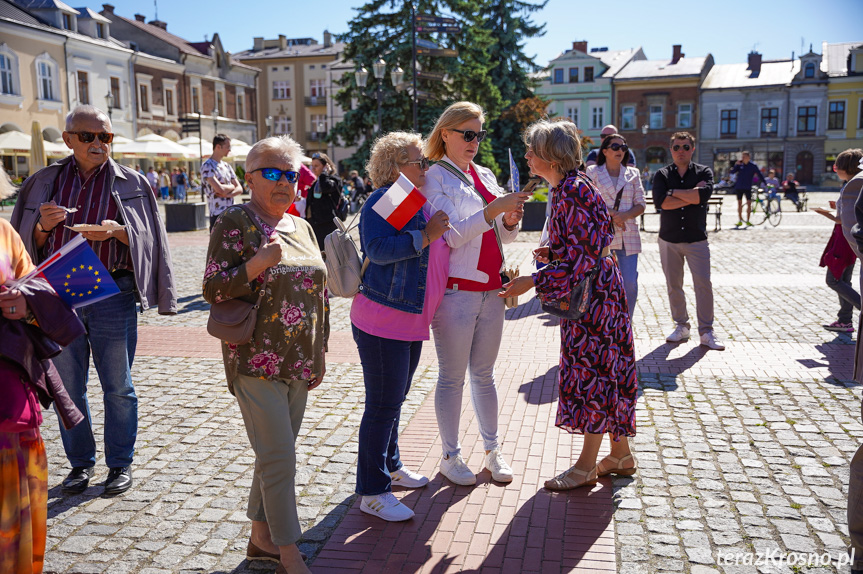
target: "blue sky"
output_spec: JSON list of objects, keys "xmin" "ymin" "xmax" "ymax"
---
[{"xmin": 99, "ymin": 0, "xmax": 859, "ymax": 66}]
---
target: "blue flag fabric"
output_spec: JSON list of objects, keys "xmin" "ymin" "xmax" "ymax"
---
[
  {"xmin": 508, "ymin": 148, "xmax": 520, "ymax": 194},
  {"xmin": 35, "ymin": 235, "xmax": 120, "ymax": 309}
]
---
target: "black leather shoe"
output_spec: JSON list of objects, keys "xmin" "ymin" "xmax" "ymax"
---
[
  {"xmin": 62, "ymin": 466, "xmax": 94, "ymax": 494},
  {"xmin": 104, "ymin": 466, "xmax": 132, "ymax": 496}
]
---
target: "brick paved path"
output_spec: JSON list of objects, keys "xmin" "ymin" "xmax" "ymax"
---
[{"xmin": 7, "ymin": 194, "xmax": 860, "ymax": 573}]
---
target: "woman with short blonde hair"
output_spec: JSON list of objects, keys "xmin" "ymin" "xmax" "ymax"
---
[
  {"xmin": 365, "ymin": 132, "xmax": 424, "ymax": 188},
  {"xmin": 421, "ymin": 101, "xmax": 532, "ymax": 487}
]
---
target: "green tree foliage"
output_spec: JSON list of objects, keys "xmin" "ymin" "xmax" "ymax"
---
[
  {"xmin": 477, "ymin": 0, "xmax": 547, "ymax": 184},
  {"xmin": 331, "ymin": 0, "xmax": 502, "ymax": 175}
]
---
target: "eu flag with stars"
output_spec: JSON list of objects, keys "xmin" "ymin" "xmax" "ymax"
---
[
  {"xmin": 33, "ymin": 235, "xmax": 120, "ymax": 309},
  {"xmin": 508, "ymin": 148, "xmax": 520, "ymax": 193}
]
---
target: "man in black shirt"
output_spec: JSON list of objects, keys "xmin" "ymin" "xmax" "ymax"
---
[{"xmin": 652, "ymin": 132, "xmax": 724, "ymax": 350}]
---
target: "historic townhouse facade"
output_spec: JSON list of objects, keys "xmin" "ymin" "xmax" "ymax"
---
[
  {"xmin": 235, "ymin": 33, "xmax": 346, "ymax": 159},
  {"xmin": 534, "ymin": 41, "xmax": 645, "ymax": 146},
  {"xmin": 698, "ymin": 52, "xmax": 795, "ymax": 181},
  {"xmin": 613, "ymin": 46, "xmax": 714, "ymax": 173},
  {"xmin": 100, "ymin": 4, "xmax": 258, "ymax": 144},
  {"xmin": 823, "ymin": 41, "xmax": 863, "ymax": 186}
]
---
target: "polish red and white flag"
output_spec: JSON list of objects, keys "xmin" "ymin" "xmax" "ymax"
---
[{"xmin": 371, "ymin": 173, "xmax": 427, "ymax": 230}]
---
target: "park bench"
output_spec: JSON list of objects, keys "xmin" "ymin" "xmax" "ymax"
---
[{"xmin": 640, "ymin": 194, "xmax": 724, "ymax": 232}]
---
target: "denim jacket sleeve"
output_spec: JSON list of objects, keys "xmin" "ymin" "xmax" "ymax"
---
[{"xmin": 360, "ymin": 188, "xmax": 424, "ymax": 265}]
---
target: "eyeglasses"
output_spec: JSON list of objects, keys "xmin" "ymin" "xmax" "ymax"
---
[
  {"xmin": 312, "ymin": 153, "xmax": 323, "ymax": 159},
  {"xmin": 451, "ymin": 129, "xmax": 488, "ymax": 143},
  {"xmin": 67, "ymin": 131, "xmax": 114, "ymax": 144},
  {"xmin": 608, "ymin": 143, "xmax": 628, "ymax": 152},
  {"xmin": 672, "ymin": 144, "xmax": 692, "ymax": 151},
  {"xmin": 252, "ymin": 168, "xmax": 299, "ymax": 183},
  {"xmin": 404, "ymin": 157, "xmax": 430, "ymax": 170}
]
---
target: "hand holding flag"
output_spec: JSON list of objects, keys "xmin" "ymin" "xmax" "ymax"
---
[{"xmin": 371, "ymin": 173, "xmax": 428, "ymax": 230}]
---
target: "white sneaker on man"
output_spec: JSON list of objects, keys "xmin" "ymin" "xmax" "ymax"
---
[
  {"xmin": 665, "ymin": 325, "xmax": 691, "ymax": 343},
  {"xmin": 700, "ymin": 331, "xmax": 725, "ymax": 351},
  {"xmin": 360, "ymin": 492, "xmax": 415, "ymax": 522},
  {"xmin": 391, "ymin": 467, "xmax": 429, "ymax": 488},
  {"xmin": 440, "ymin": 454, "xmax": 476, "ymax": 486},
  {"xmin": 484, "ymin": 449, "xmax": 514, "ymax": 483}
]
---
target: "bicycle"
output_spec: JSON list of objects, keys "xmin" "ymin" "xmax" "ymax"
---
[{"xmin": 750, "ymin": 185, "xmax": 782, "ymax": 227}]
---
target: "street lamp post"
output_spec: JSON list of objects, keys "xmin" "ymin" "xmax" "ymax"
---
[
  {"xmin": 213, "ymin": 108, "xmax": 219, "ymax": 136},
  {"xmin": 265, "ymin": 115, "xmax": 272, "ymax": 137},
  {"xmin": 372, "ymin": 58, "xmax": 386, "ymax": 131},
  {"xmin": 765, "ymin": 121, "xmax": 773, "ymax": 173},
  {"xmin": 641, "ymin": 124, "xmax": 649, "ymax": 168},
  {"xmin": 355, "ymin": 60, "xmax": 403, "ymax": 136}
]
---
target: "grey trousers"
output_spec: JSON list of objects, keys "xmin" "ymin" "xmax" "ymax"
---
[
  {"xmin": 232, "ymin": 373, "xmax": 308, "ymax": 546},
  {"xmin": 658, "ymin": 238, "xmax": 715, "ymax": 335},
  {"xmin": 825, "ymin": 263, "xmax": 860, "ymax": 324}
]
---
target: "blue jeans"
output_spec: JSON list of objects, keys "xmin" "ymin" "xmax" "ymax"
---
[
  {"xmin": 53, "ymin": 275, "xmax": 138, "ymax": 468},
  {"xmin": 160, "ymin": 186, "xmax": 169, "ymax": 200},
  {"xmin": 352, "ymin": 324, "xmax": 421, "ymax": 495},
  {"xmin": 614, "ymin": 249, "xmax": 639, "ymax": 317},
  {"xmin": 432, "ymin": 289, "xmax": 503, "ymax": 458},
  {"xmin": 176, "ymin": 184, "xmax": 186, "ymax": 201}
]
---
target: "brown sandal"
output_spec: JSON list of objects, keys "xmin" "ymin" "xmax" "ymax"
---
[
  {"xmin": 544, "ymin": 465, "xmax": 598, "ymax": 491},
  {"xmin": 597, "ymin": 454, "xmax": 637, "ymax": 477}
]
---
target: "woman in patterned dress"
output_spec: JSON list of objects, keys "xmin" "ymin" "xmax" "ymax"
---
[
  {"xmin": 203, "ymin": 136, "xmax": 328, "ymax": 574},
  {"xmin": 499, "ymin": 119, "xmax": 638, "ymax": 490}
]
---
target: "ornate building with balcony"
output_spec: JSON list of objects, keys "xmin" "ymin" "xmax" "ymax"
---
[{"xmin": 235, "ymin": 32, "xmax": 348, "ymax": 163}]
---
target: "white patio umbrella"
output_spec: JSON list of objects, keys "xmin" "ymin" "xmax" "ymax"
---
[
  {"xmin": 177, "ymin": 136, "xmax": 213, "ymax": 157},
  {"xmin": 0, "ymin": 130, "xmax": 32, "ymax": 177},
  {"xmin": 43, "ymin": 139, "xmax": 70, "ymax": 157},
  {"xmin": 112, "ymin": 133, "xmax": 196, "ymax": 160}
]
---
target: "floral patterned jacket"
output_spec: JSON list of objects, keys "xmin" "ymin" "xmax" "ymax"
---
[{"xmin": 203, "ymin": 206, "xmax": 329, "ymax": 391}]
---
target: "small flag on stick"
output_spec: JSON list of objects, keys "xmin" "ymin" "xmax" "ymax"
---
[
  {"xmin": 371, "ymin": 173, "xmax": 427, "ymax": 230},
  {"xmin": 13, "ymin": 235, "xmax": 120, "ymax": 309},
  {"xmin": 508, "ymin": 148, "xmax": 520, "ymax": 193}
]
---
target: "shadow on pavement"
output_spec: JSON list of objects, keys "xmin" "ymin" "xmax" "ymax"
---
[
  {"xmin": 517, "ymin": 365, "xmax": 559, "ymax": 405},
  {"xmin": 806, "ymin": 336, "xmax": 858, "ymax": 384},
  {"xmin": 636, "ymin": 342, "xmax": 709, "ymax": 390}
]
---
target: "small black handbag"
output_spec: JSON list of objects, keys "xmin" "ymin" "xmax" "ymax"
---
[{"xmin": 539, "ymin": 264, "xmax": 601, "ymax": 321}]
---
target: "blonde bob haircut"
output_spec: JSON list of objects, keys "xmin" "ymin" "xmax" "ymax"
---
[
  {"xmin": 424, "ymin": 101, "xmax": 485, "ymax": 161},
  {"xmin": 365, "ymin": 131, "xmax": 425, "ymax": 189},
  {"xmin": 522, "ymin": 118, "xmax": 582, "ymax": 176},
  {"xmin": 245, "ymin": 135, "xmax": 304, "ymax": 174}
]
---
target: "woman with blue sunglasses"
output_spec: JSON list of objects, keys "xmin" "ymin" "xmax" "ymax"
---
[{"xmin": 204, "ymin": 135, "xmax": 327, "ymax": 574}]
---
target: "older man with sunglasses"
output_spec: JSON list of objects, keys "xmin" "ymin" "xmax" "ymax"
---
[
  {"xmin": 11, "ymin": 105, "xmax": 176, "ymax": 496},
  {"xmin": 651, "ymin": 131, "xmax": 723, "ymax": 351}
]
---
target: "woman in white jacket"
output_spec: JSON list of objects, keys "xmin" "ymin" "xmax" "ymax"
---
[
  {"xmin": 586, "ymin": 133, "xmax": 646, "ymax": 317},
  {"xmin": 421, "ymin": 101, "xmax": 532, "ymax": 486}
]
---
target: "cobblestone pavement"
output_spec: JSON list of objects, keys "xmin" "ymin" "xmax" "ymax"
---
[{"xmin": 7, "ymin": 193, "xmax": 863, "ymax": 572}]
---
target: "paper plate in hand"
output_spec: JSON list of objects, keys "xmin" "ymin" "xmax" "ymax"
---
[{"xmin": 68, "ymin": 223, "xmax": 126, "ymax": 232}]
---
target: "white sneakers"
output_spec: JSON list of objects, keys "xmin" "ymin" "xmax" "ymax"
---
[
  {"xmin": 665, "ymin": 325, "xmax": 691, "ymax": 343},
  {"xmin": 666, "ymin": 325, "xmax": 725, "ymax": 350},
  {"xmin": 440, "ymin": 450, "xmax": 515, "ymax": 485},
  {"xmin": 360, "ymin": 492, "xmax": 414, "ymax": 522},
  {"xmin": 440, "ymin": 453, "xmax": 477, "ymax": 486},
  {"xmin": 391, "ymin": 467, "xmax": 429, "ymax": 488},
  {"xmin": 699, "ymin": 331, "xmax": 725, "ymax": 351},
  {"xmin": 484, "ymin": 449, "xmax": 513, "ymax": 483}
]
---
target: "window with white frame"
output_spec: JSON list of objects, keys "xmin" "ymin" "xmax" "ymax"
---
[
  {"xmin": 77, "ymin": 71, "xmax": 89, "ymax": 105},
  {"xmin": 139, "ymin": 84, "xmax": 149, "ymax": 112},
  {"xmin": 566, "ymin": 106, "xmax": 578, "ymax": 125},
  {"xmin": 96, "ymin": 23, "xmax": 106, "ymax": 38},
  {"xmin": 309, "ymin": 79, "xmax": 326, "ymax": 98},
  {"xmin": 35, "ymin": 55, "xmax": 58, "ymax": 101},
  {"xmin": 164, "ymin": 88, "xmax": 175, "ymax": 116},
  {"xmin": 274, "ymin": 115, "xmax": 291, "ymax": 135},
  {"xmin": 621, "ymin": 105, "xmax": 635, "ymax": 130},
  {"xmin": 191, "ymin": 86, "xmax": 201, "ymax": 113},
  {"xmin": 828, "ymin": 101, "xmax": 845, "ymax": 130},
  {"xmin": 273, "ymin": 80, "xmax": 290, "ymax": 99},
  {"xmin": 591, "ymin": 105, "xmax": 604, "ymax": 130},
  {"xmin": 311, "ymin": 114, "xmax": 327, "ymax": 136},
  {"xmin": 0, "ymin": 52, "xmax": 15, "ymax": 95},
  {"xmin": 110, "ymin": 76, "xmax": 121, "ymax": 109},
  {"xmin": 215, "ymin": 90, "xmax": 224, "ymax": 116},
  {"xmin": 649, "ymin": 105, "xmax": 663, "ymax": 129},
  {"xmin": 678, "ymin": 103, "xmax": 692, "ymax": 128},
  {"xmin": 236, "ymin": 89, "xmax": 245, "ymax": 120}
]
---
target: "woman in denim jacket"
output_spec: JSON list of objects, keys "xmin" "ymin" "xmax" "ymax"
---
[{"xmin": 351, "ymin": 132, "xmax": 450, "ymax": 522}]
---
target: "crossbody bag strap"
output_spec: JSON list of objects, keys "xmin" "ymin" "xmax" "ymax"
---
[
  {"xmin": 237, "ymin": 204, "xmax": 271, "ymax": 303},
  {"xmin": 437, "ymin": 160, "xmax": 506, "ymax": 267}
]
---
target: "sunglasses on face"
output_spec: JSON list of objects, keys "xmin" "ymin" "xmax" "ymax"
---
[
  {"xmin": 68, "ymin": 131, "xmax": 114, "ymax": 144},
  {"xmin": 672, "ymin": 144, "xmax": 692, "ymax": 151},
  {"xmin": 252, "ymin": 167, "xmax": 299, "ymax": 183},
  {"xmin": 451, "ymin": 128, "xmax": 487, "ymax": 143},
  {"xmin": 404, "ymin": 157, "xmax": 430, "ymax": 170},
  {"xmin": 608, "ymin": 143, "xmax": 628, "ymax": 152}
]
